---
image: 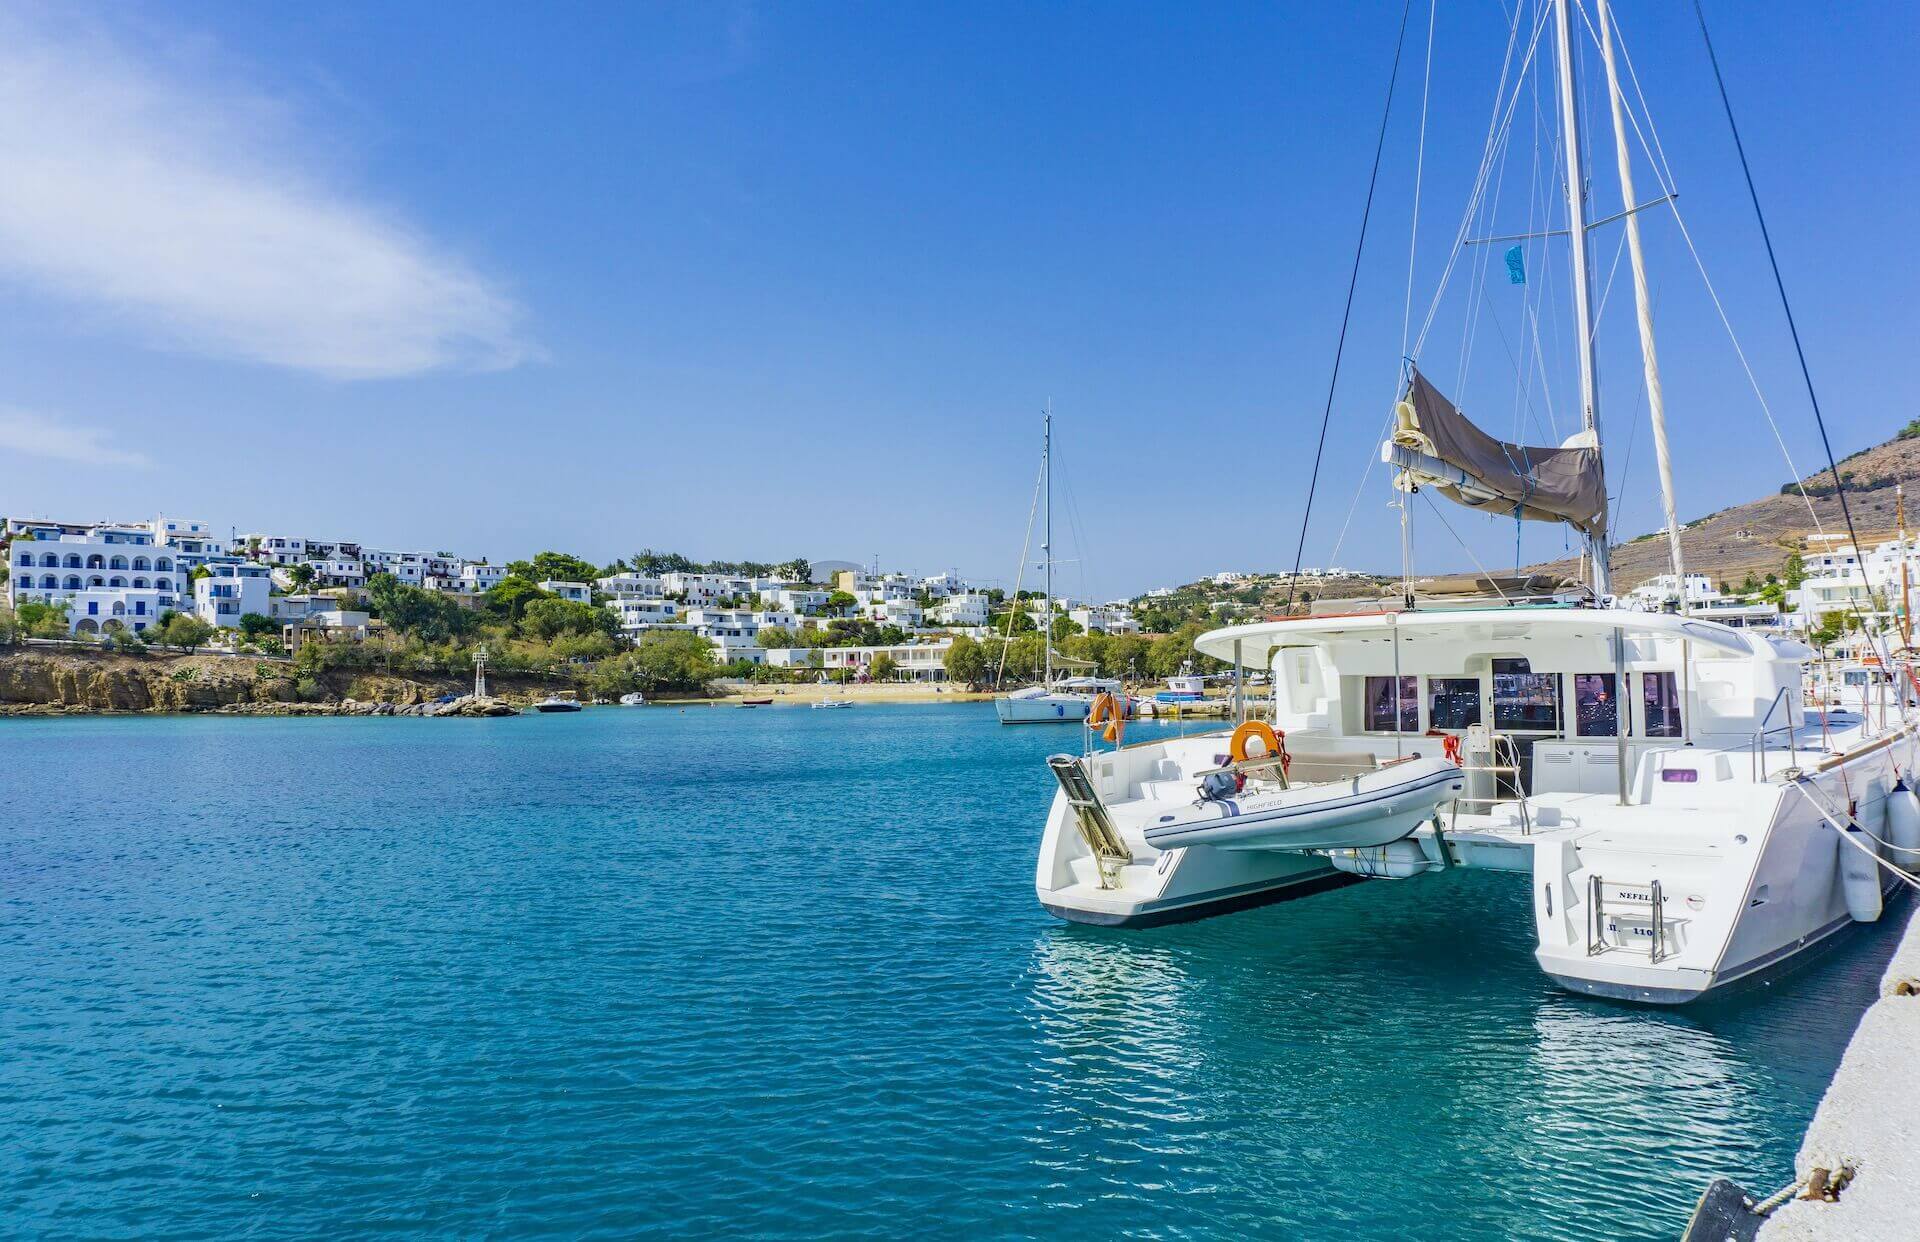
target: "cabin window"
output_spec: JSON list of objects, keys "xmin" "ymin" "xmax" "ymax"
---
[
  {"xmin": 1492, "ymin": 658, "xmax": 1560, "ymax": 732},
  {"xmin": 1642, "ymin": 671, "xmax": 1682, "ymax": 738},
  {"xmin": 1365, "ymin": 675, "xmax": 1418, "ymax": 732},
  {"xmin": 1573, "ymin": 673, "xmax": 1620, "ymax": 737},
  {"xmin": 1427, "ymin": 677, "xmax": 1481, "ymax": 729}
]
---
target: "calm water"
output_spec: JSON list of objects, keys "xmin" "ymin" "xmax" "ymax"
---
[{"xmin": 1, "ymin": 704, "xmax": 1905, "ymax": 1239}]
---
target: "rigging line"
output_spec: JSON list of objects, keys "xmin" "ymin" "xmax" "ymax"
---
[
  {"xmin": 1401, "ymin": 0, "xmax": 1437, "ymax": 360},
  {"xmin": 1694, "ymin": 0, "xmax": 1891, "ymax": 663},
  {"xmin": 1328, "ymin": 0, "xmax": 1534, "ymax": 570},
  {"xmin": 1473, "ymin": 278, "xmax": 1556, "ymax": 446},
  {"xmin": 1281, "ymin": 0, "xmax": 1414, "ymax": 614},
  {"xmin": 1411, "ymin": 2, "xmax": 1548, "ymax": 357},
  {"xmin": 1418, "ymin": 492, "xmax": 1514, "ymax": 602}
]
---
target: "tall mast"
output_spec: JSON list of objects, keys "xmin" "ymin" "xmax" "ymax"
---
[
  {"xmin": 1552, "ymin": 0, "xmax": 1611, "ymax": 598},
  {"xmin": 1596, "ymin": 0, "xmax": 1682, "ymax": 608},
  {"xmin": 1900, "ymin": 483, "xmax": 1913, "ymax": 650},
  {"xmin": 1042, "ymin": 404, "xmax": 1053, "ymax": 686}
]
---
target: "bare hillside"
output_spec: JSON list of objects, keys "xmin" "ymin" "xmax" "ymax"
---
[{"xmin": 1523, "ymin": 424, "xmax": 1920, "ymax": 587}]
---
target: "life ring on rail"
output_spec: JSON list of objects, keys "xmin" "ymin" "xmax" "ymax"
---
[
  {"xmin": 1228, "ymin": 720, "xmax": 1290, "ymax": 778},
  {"xmin": 1088, "ymin": 691, "xmax": 1126, "ymax": 745},
  {"xmin": 1426, "ymin": 728, "xmax": 1464, "ymax": 766}
]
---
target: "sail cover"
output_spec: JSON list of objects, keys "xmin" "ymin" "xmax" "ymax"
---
[{"xmin": 1388, "ymin": 368, "xmax": 1607, "ymax": 537}]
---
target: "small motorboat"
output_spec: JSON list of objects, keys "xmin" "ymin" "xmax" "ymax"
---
[
  {"xmin": 812, "ymin": 698, "xmax": 853, "ymax": 710},
  {"xmin": 619, "ymin": 692, "xmax": 646, "ymax": 706},
  {"xmin": 739, "ymin": 698, "xmax": 774, "ymax": 708},
  {"xmin": 534, "ymin": 694, "xmax": 583, "ymax": 713}
]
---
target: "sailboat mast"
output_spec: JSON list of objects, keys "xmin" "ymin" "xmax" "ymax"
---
[
  {"xmin": 1552, "ymin": 0, "xmax": 1612, "ymax": 598},
  {"xmin": 1043, "ymin": 406, "xmax": 1053, "ymax": 686},
  {"xmin": 1595, "ymin": 0, "xmax": 1683, "ymax": 608}
]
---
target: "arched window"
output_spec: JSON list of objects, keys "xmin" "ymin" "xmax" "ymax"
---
[
  {"xmin": 156, "ymin": 557, "xmax": 173, "ymax": 571},
  {"xmin": 40, "ymin": 574, "xmax": 57, "ymax": 589},
  {"xmin": 85, "ymin": 554, "xmax": 103, "ymax": 569},
  {"xmin": 109, "ymin": 576, "xmax": 126, "ymax": 588},
  {"xmin": 63, "ymin": 575, "xmax": 81, "ymax": 590},
  {"xmin": 88, "ymin": 576, "xmax": 104, "ymax": 587},
  {"xmin": 63, "ymin": 554, "xmax": 82, "ymax": 568},
  {"xmin": 109, "ymin": 555, "xmax": 128, "ymax": 571},
  {"xmin": 132, "ymin": 556, "xmax": 151, "ymax": 571},
  {"xmin": 132, "ymin": 577, "xmax": 148, "ymax": 589},
  {"xmin": 154, "ymin": 575, "xmax": 171, "ymax": 591},
  {"xmin": 111, "ymin": 601, "xmax": 126, "ymax": 616}
]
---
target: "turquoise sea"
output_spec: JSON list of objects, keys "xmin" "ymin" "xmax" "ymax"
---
[{"xmin": 1, "ymin": 704, "xmax": 1905, "ymax": 1239}]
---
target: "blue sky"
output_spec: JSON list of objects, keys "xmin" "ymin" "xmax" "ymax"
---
[{"xmin": 0, "ymin": 2, "xmax": 1912, "ymax": 601}]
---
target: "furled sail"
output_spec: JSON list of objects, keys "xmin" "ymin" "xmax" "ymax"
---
[{"xmin": 1382, "ymin": 368, "xmax": 1607, "ymax": 538}]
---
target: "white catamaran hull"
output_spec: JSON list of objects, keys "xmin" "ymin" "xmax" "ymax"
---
[{"xmin": 996, "ymin": 692, "xmax": 1097, "ymax": 724}]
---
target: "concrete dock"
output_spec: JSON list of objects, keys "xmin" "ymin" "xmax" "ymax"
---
[{"xmin": 1746, "ymin": 896, "xmax": 1920, "ymax": 1240}]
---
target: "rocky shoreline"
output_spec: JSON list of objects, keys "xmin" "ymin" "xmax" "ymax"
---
[{"xmin": 0, "ymin": 648, "xmax": 537, "ymax": 717}]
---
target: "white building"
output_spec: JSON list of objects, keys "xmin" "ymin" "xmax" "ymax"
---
[
  {"xmin": 538, "ymin": 580, "xmax": 592, "ymax": 604},
  {"xmin": 597, "ymin": 572, "xmax": 664, "ymax": 599},
  {"xmin": 765, "ymin": 639, "xmax": 954, "ymax": 680},
  {"xmin": 1069, "ymin": 604, "xmax": 1140, "ymax": 635},
  {"xmin": 936, "ymin": 593, "xmax": 991, "ymax": 627},
  {"xmin": 151, "ymin": 517, "xmax": 227, "ymax": 575},
  {"xmin": 863, "ymin": 598, "xmax": 923, "ymax": 628},
  {"xmin": 919, "ymin": 572, "xmax": 971, "ymax": 598},
  {"xmin": 1626, "ymin": 573, "xmax": 1721, "ymax": 610},
  {"xmin": 1790, "ymin": 576, "xmax": 1879, "ymax": 630},
  {"xmin": 762, "ymin": 587, "xmax": 828, "ymax": 615},
  {"xmin": 609, "ymin": 598, "xmax": 680, "ymax": 634},
  {"xmin": 194, "ymin": 563, "xmax": 273, "ymax": 629},
  {"xmin": 8, "ymin": 523, "xmax": 184, "ymax": 635},
  {"xmin": 460, "ymin": 563, "xmax": 508, "ymax": 595}
]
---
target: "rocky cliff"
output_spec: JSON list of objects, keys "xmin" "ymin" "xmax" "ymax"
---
[{"xmin": 0, "ymin": 648, "xmax": 541, "ymax": 715}]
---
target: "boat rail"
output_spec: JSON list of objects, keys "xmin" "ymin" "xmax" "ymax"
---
[
  {"xmin": 1449, "ymin": 731, "xmax": 1530, "ymax": 835},
  {"xmin": 1751, "ymin": 686, "xmax": 1798, "ymax": 781}
]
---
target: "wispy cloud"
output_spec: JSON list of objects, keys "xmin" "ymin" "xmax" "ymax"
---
[
  {"xmin": 0, "ymin": 406, "xmax": 150, "ymax": 467},
  {"xmin": 0, "ymin": 8, "xmax": 535, "ymax": 379}
]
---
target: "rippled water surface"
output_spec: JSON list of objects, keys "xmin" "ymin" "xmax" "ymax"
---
[{"xmin": 2, "ymin": 705, "xmax": 1907, "ymax": 1238}]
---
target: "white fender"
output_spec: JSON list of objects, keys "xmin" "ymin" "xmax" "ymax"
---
[
  {"xmin": 1840, "ymin": 825, "xmax": 1883, "ymax": 923},
  {"xmin": 1887, "ymin": 780, "xmax": 1920, "ymax": 873}
]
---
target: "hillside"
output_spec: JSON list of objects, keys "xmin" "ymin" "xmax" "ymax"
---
[{"xmin": 1524, "ymin": 421, "xmax": 1920, "ymax": 588}]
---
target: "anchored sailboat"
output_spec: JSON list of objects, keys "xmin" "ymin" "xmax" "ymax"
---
[
  {"xmin": 1031, "ymin": 0, "xmax": 1919, "ymax": 1002},
  {"xmin": 996, "ymin": 409, "xmax": 1125, "ymax": 724}
]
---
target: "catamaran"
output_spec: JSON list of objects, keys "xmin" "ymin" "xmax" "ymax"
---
[{"xmin": 1030, "ymin": 0, "xmax": 1919, "ymax": 1003}]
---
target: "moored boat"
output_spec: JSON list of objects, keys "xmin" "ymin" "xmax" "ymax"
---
[{"xmin": 534, "ymin": 694, "xmax": 583, "ymax": 713}]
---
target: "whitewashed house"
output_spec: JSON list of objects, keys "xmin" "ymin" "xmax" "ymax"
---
[
  {"xmin": 538, "ymin": 580, "xmax": 592, "ymax": 603},
  {"xmin": 194, "ymin": 563, "xmax": 272, "ymax": 629},
  {"xmin": 936, "ymin": 593, "xmax": 991, "ymax": 627}
]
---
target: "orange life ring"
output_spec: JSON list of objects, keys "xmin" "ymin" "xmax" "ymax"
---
[
  {"xmin": 1088, "ymin": 691, "xmax": 1126, "ymax": 745},
  {"xmin": 1229, "ymin": 720, "xmax": 1289, "ymax": 777}
]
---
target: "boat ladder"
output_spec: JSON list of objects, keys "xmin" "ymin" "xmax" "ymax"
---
[
  {"xmin": 1585, "ymin": 875, "xmax": 1667, "ymax": 963},
  {"xmin": 1047, "ymin": 755, "xmax": 1133, "ymax": 889}
]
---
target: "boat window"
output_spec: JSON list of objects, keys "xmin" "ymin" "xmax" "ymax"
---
[
  {"xmin": 1642, "ymin": 671, "xmax": 1682, "ymax": 738},
  {"xmin": 1492, "ymin": 658, "xmax": 1560, "ymax": 732},
  {"xmin": 1573, "ymin": 673, "xmax": 1619, "ymax": 737},
  {"xmin": 1364, "ymin": 675, "xmax": 1418, "ymax": 732},
  {"xmin": 1427, "ymin": 677, "xmax": 1481, "ymax": 729}
]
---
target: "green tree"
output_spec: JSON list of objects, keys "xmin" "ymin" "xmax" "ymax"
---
[
  {"xmin": 1782, "ymin": 551, "xmax": 1808, "ymax": 589},
  {"xmin": 485, "ymin": 575, "xmax": 549, "ymax": 621},
  {"xmin": 189, "ymin": 564, "xmax": 212, "ymax": 581},
  {"xmin": 776, "ymin": 558, "xmax": 811, "ymax": 582},
  {"xmin": 286, "ymin": 564, "xmax": 316, "ymax": 592},
  {"xmin": 824, "ymin": 590, "xmax": 857, "ymax": 616},
  {"xmin": 943, "ymin": 634, "xmax": 989, "ymax": 687},
  {"xmin": 16, "ymin": 599, "xmax": 71, "ymax": 638},
  {"xmin": 368, "ymin": 572, "xmax": 476, "ymax": 643},
  {"xmin": 1051, "ymin": 614, "xmax": 1083, "ymax": 641},
  {"xmin": 153, "ymin": 612, "xmax": 215, "ymax": 652},
  {"xmin": 508, "ymin": 551, "xmax": 602, "ymax": 585},
  {"xmin": 869, "ymin": 653, "xmax": 898, "ymax": 681},
  {"xmin": 631, "ymin": 548, "xmax": 697, "ymax": 575},
  {"xmin": 757, "ymin": 625, "xmax": 794, "ymax": 649},
  {"xmin": 238, "ymin": 612, "xmax": 277, "ymax": 641},
  {"xmin": 522, "ymin": 597, "xmax": 617, "ymax": 640}
]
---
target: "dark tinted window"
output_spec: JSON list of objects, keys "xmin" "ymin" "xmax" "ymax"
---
[
  {"xmin": 1574, "ymin": 673, "xmax": 1619, "ymax": 737},
  {"xmin": 1493, "ymin": 658, "xmax": 1560, "ymax": 732},
  {"xmin": 1365, "ymin": 675, "xmax": 1418, "ymax": 732},
  {"xmin": 1642, "ymin": 671, "xmax": 1682, "ymax": 738},
  {"xmin": 1427, "ymin": 677, "xmax": 1481, "ymax": 729}
]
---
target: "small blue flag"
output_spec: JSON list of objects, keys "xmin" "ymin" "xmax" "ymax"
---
[{"xmin": 1505, "ymin": 245, "xmax": 1526, "ymax": 285}]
